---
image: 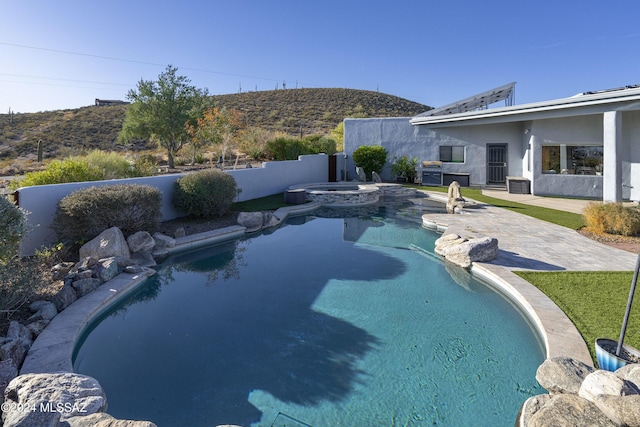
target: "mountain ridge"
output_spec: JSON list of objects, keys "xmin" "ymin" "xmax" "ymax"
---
[{"xmin": 0, "ymin": 88, "xmax": 431, "ymax": 161}]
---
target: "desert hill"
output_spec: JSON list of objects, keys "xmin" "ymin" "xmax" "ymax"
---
[{"xmin": 0, "ymin": 88, "xmax": 431, "ymax": 161}]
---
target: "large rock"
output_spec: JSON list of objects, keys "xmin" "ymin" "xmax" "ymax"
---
[
  {"xmin": 2, "ymin": 373, "xmax": 107, "ymax": 425},
  {"xmin": 97, "ymin": 257, "xmax": 121, "ymax": 282},
  {"xmin": 152, "ymin": 233, "xmax": 176, "ymax": 252},
  {"xmin": 52, "ymin": 285, "xmax": 78, "ymax": 312},
  {"xmin": 237, "ymin": 211, "xmax": 263, "ymax": 232},
  {"xmin": 536, "ymin": 356, "xmax": 595, "ymax": 395},
  {"xmin": 79, "ymin": 227, "xmax": 131, "ymax": 260},
  {"xmin": 27, "ymin": 301, "xmax": 57, "ymax": 323},
  {"xmin": 6, "ymin": 322, "xmax": 31, "ymax": 343},
  {"xmin": 0, "ymin": 322, "xmax": 32, "ymax": 367},
  {"xmin": 434, "ymin": 233, "xmax": 498, "ymax": 268},
  {"xmin": 71, "ymin": 278, "xmax": 102, "ymax": 298},
  {"xmin": 578, "ymin": 370, "xmax": 639, "ymax": 403},
  {"xmin": 0, "ymin": 359, "xmax": 17, "ymax": 400},
  {"xmin": 593, "ymin": 394, "xmax": 640, "ymax": 426},
  {"xmin": 65, "ymin": 412, "xmax": 157, "ymax": 427},
  {"xmin": 130, "ymin": 251, "xmax": 157, "ymax": 268},
  {"xmin": 127, "ymin": 231, "xmax": 156, "ymax": 253},
  {"xmin": 523, "ymin": 394, "xmax": 616, "ymax": 427},
  {"xmin": 616, "ymin": 363, "xmax": 640, "ymax": 389}
]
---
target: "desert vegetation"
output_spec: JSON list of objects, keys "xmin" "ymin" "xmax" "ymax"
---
[{"xmin": 1, "ymin": 84, "xmax": 430, "ymax": 177}]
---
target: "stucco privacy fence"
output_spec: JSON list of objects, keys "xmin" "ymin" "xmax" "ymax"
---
[{"xmin": 16, "ymin": 154, "xmax": 338, "ymax": 256}]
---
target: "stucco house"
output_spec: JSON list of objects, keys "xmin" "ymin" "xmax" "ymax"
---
[{"xmin": 343, "ymin": 83, "xmax": 640, "ymax": 202}]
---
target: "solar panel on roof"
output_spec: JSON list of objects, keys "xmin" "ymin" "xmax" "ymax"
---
[{"xmin": 415, "ymin": 82, "xmax": 516, "ymax": 117}]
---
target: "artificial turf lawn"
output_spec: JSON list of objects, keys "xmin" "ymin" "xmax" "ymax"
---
[{"xmin": 515, "ymin": 271, "xmax": 640, "ymax": 365}]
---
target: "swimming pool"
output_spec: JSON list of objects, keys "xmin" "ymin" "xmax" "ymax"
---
[{"xmin": 73, "ymin": 206, "xmax": 544, "ymax": 426}]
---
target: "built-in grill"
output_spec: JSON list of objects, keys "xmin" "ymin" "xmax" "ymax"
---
[{"xmin": 419, "ymin": 161, "xmax": 442, "ymax": 186}]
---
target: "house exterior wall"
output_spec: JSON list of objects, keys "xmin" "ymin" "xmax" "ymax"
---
[
  {"xmin": 623, "ymin": 110, "xmax": 640, "ymax": 201},
  {"xmin": 528, "ymin": 115, "xmax": 605, "ymax": 198},
  {"xmin": 343, "ymin": 118, "xmax": 524, "ymax": 185}
]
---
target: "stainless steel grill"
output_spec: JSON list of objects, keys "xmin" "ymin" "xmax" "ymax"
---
[{"xmin": 419, "ymin": 161, "xmax": 442, "ymax": 186}]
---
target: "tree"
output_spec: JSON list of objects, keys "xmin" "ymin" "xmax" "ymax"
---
[
  {"xmin": 186, "ymin": 107, "xmax": 244, "ymax": 166},
  {"xmin": 118, "ymin": 65, "xmax": 211, "ymax": 168}
]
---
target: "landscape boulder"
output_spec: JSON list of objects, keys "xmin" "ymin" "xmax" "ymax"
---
[
  {"xmin": 0, "ymin": 359, "xmax": 17, "ymax": 400},
  {"xmin": 593, "ymin": 394, "xmax": 640, "ymax": 426},
  {"xmin": 434, "ymin": 233, "xmax": 498, "ymax": 268},
  {"xmin": 535, "ymin": 356, "xmax": 595, "ymax": 395},
  {"xmin": 2, "ymin": 373, "xmax": 107, "ymax": 426},
  {"xmin": 237, "ymin": 212, "xmax": 263, "ymax": 232},
  {"xmin": 79, "ymin": 227, "xmax": 131, "ymax": 260},
  {"xmin": 64, "ymin": 412, "xmax": 157, "ymax": 427},
  {"xmin": 578, "ymin": 370, "xmax": 639, "ymax": 403},
  {"xmin": 126, "ymin": 231, "xmax": 155, "ymax": 253},
  {"xmin": 52, "ymin": 285, "xmax": 78, "ymax": 312},
  {"xmin": 71, "ymin": 278, "xmax": 102, "ymax": 298},
  {"xmin": 27, "ymin": 301, "xmax": 57, "ymax": 323},
  {"xmin": 96, "ymin": 257, "xmax": 121, "ymax": 282},
  {"xmin": 523, "ymin": 393, "xmax": 616, "ymax": 427},
  {"xmin": 152, "ymin": 233, "xmax": 176, "ymax": 255}
]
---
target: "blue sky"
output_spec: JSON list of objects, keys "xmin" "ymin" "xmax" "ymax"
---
[{"xmin": 1, "ymin": 0, "xmax": 639, "ymax": 114}]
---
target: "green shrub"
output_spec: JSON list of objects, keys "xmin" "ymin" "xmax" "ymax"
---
[
  {"xmin": 173, "ymin": 170, "xmax": 237, "ymax": 218},
  {"xmin": 53, "ymin": 184, "xmax": 162, "ymax": 246},
  {"xmin": 0, "ymin": 257, "xmax": 50, "ymax": 314},
  {"xmin": 265, "ymin": 137, "xmax": 312, "ymax": 160},
  {"xmin": 303, "ymin": 135, "xmax": 337, "ymax": 155},
  {"xmin": 583, "ymin": 202, "xmax": 640, "ymax": 236},
  {"xmin": 352, "ymin": 145, "xmax": 388, "ymax": 178},
  {"xmin": 0, "ymin": 196, "xmax": 27, "ymax": 263},
  {"xmin": 84, "ymin": 150, "xmax": 136, "ymax": 179},
  {"xmin": 9, "ymin": 158, "xmax": 104, "ymax": 190},
  {"xmin": 132, "ymin": 153, "xmax": 159, "ymax": 176}
]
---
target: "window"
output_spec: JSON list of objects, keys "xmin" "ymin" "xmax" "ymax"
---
[
  {"xmin": 541, "ymin": 145, "xmax": 603, "ymax": 175},
  {"xmin": 440, "ymin": 146, "xmax": 465, "ymax": 163}
]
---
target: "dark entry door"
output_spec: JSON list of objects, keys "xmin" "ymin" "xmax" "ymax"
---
[{"xmin": 487, "ymin": 144, "xmax": 507, "ymax": 184}]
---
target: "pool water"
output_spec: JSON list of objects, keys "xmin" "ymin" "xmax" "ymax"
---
[{"xmin": 73, "ymin": 209, "xmax": 544, "ymax": 426}]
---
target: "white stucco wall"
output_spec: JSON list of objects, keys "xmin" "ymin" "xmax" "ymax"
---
[
  {"xmin": 17, "ymin": 154, "xmax": 329, "ymax": 255},
  {"xmin": 623, "ymin": 111, "xmax": 640, "ymax": 201},
  {"xmin": 344, "ymin": 118, "xmax": 524, "ymax": 185}
]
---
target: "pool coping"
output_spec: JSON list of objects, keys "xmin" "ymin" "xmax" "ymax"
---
[{"xmin": 20, "ymin": 197, "xmax": 591, "ymax": 375}]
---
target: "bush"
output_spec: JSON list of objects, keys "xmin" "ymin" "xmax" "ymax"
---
[
  {"xmin": 173, "ymin": 170, "xmax": 237, "ymax": 218},
  {"xmin": 303, "ymin": 135, "xmax": 337, "ymax": 155},
  {"xmin": 84, "ymin": 150, "xmax": 136, "ymax": 179},
  {"xmin": 265, "ymin": 137, "xmax": 312, "ymax": 160},
  {"xmin": 583, "ymin": 202, "xmax": 640, "ymax": 236},
  {"xmin": 391, "ymin": 155, "xmax": 419, "ymax": 182},
  {"xmin": 132, "ymin": 153, "xmax": 159, "ymax": 176},
  {"xmin": 8, "ymin": 158, "xmax": 103, "ymax": 190},
  {"xmin": 53, "ymin": 184, "xmax": 162, "ymax": 246},
  {"xmin": 0, "ymin": 257, "xmax": 50, "ymax": 314},
  {"xmin": 352, "ymin": 145, "xmax": 387, "ymax": 178},
  {"xmin": 0, "ymin": 196, "xmax": 27, "ymax": 263}
]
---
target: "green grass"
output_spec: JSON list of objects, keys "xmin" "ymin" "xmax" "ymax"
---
[
  {"xmin": 516, "ymin": 271, "xmax": 640, "ymax": 365},
  {"xmin": 233, "ymin": 193, "xmax": 288, "ymax": 211},
  {"xmin": 415, "ymin": 185, "xmax": 585, "ymax": 230}
]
